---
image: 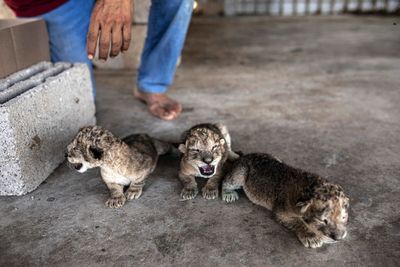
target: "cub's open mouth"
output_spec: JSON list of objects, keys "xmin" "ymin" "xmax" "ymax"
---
[{"xmin": 199, "ymin": 165, "xmax": 215, "ymax": 176}]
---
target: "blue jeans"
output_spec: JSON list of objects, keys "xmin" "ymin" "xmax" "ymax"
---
[{"xmin": 39, "ymin": 0, "xmax": 193, "ymax": 94}]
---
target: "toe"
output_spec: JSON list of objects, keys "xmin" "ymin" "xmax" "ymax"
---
[
  {"xmin": 148, "ymin": 104, "xmax": 165, "ymax": 119},
  {"xmin": 148, "ymin": 104, "xmax": 175, "ymax": 121},
  {"xmin": 162, "ymin": 104, "xmax": 181, "ymax": 120},
  {"xmin": 146, "ymin": 98, "xmax": 181, "ymax": 121},
  {"xmin": 161, "ymin": 110, "xmax": 176, "ymax": 121},
  {"xmin": 222, "ymin": 191, "xmax": 238, "ymax": 203},
  {"xmin": 180, "ymin": 187, "xmax": 198, "ymax": 200},
  {"xmin": 203, "ymin": 189, "xmax": 218, "ymax": 200}
]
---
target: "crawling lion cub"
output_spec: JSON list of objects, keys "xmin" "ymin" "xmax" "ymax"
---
[
  {"xmin": 66, "ymin": 126, "xmax": 172, "ymax": 208},
  {"xmin": 178, "ymin": 123, "xmax": 239, "ymax": 200},
  {"xmin": 222, "ymin": 153, "xmax": 349, "ymax": 248}
]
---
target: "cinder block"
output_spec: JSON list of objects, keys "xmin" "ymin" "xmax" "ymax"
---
[
  {"xmin": 0, "ymin": 62, "xmax": 52, "ymax": 92},
  {"xmin": 0, "ymin": 62, "xmax": 96, "ymax": 196}
]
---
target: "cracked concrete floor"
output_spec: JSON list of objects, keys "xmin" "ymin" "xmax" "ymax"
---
[{"xmin": 1, "ymin": 16, "xmax": 400, "ymax": 266}]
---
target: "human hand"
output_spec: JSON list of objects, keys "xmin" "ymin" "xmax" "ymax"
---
[{"xmin": 87, "ymin": 0, "xmax": 133, "ymax": 61}]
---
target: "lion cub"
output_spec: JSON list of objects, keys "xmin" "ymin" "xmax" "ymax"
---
[
  {"xmin": 66, "ymin": 126, "xmax": 171, "ymax": 208},
  {"xmin": 222, "ymin": 153, "xmax": 349, "ymax": 248},
  {"xmin": 178, "ymin": 123, "xmax": 239, "ymax": 200}
]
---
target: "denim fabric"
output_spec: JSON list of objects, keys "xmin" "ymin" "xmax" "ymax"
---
[
  {"xmin": 138, "ymin": 0, "xmax": 194, "ymax": 93},
  {"xmin": 36, "ymin": 0, "xmax": 193, "ymax": 94},
  {"xmin": 40, "ymin": 0, "xmax": 95, "ymax": 66}
]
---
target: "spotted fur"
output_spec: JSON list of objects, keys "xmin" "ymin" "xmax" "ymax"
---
[
  {"xmin": 178, "ymin": 123, "xmax": 239, "ymax": 200},
  {"xmin": 66, "ymin": 126, "xmax": 172, "ymax": 208},
  {"xmin": 222, "ymin": 153, "xmax": 349, "ymax": 248}
]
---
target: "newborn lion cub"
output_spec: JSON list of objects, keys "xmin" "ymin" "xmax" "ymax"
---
[
  {"xmin": 222, "ymin": 153, "xmax": 349, "ymax": 248},
  {"xmin": 66, "ymin": 126, "xmax": 171, "ymax": 208},
  {"xmin": 178, "ymin": 123, "xmax": 238, "ymax": 200}
]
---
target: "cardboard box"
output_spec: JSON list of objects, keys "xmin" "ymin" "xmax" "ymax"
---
[{"xmin": 0, "ymin": 19, "xmax": 50, "ymax": 79}]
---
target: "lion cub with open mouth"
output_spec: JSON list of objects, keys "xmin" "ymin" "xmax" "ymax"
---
[
  {"xmin": 178, "ymin": 123, "xmax": 239, "ymax": 200},
  {"xmin": 222, "ymin": 153, "xmax": 349, "ymax": 248},
  {"xmin": 66, "ymin": 126, "xmax": 171, "ymax": 208}
]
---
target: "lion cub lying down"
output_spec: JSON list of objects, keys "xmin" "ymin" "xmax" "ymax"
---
[
  {"xmin": 222, "ymin": 153, "xmax": 349, "ymax": 248},
  {"xmin": 178, "ymin": 123, "xmax": 239, "ymax": 200},
  {"xmin": 66, "ymin": 126, "xmax": 171, "ymax": 208}
]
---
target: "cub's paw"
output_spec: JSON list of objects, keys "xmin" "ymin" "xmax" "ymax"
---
[
  {"xmin": 125, "ymin": 187, "xmax": 143, "ymax": 200},
  {"xmin": 180, "ymin": 186, "xmax": 198, "ymax": 200},
  {"xmin": 202, "ymin": 186, "xmax": 219, "ymax": 200},
  {"xmin": 297, "ymin": 230, "xmax": 325, "ymax": 248},
  {"xmin": 105, "ymin": 195, "xmax": 126, "ymax": 208},
  {"xmin": 222, "ymin": 190, "xmax": 239, "ymax": 203}
]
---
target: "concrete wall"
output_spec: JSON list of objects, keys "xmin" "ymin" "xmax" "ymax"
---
[
  {"xmin": 195, "ymin": 0, "xmax": 224, "ymax": 15},
  {"xmin": 223, "ymin": 0, "xmax": 399, "ymax": 15}
]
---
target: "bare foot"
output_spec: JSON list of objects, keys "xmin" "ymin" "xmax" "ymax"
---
[{"xmin": 133, "ymin": 88, "xmax": 182, "ymax": 121}]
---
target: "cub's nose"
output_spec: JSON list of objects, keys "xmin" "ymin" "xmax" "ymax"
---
[
  {"xmin": 73, "ymin": 163, "xmax": 83, "ymax": 170},
  {"xmin": 203, "ymin": 156, "xmax": 213, "ymax": 164},
  {"xmin": 329, "ymin": 233, "xmax": 338, "ymax": 240},
  {"xmin": 330, "ymin": 231, "xmax": 346, "ymax": 241}
]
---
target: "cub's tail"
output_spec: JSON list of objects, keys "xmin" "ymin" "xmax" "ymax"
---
[
  {"xmin": 122, "ymin": 134, "xmax": 177, "ymax": 156},
  {"xmin": 152, "ymin": 139, "xmax": 178, "ymax": 156}
]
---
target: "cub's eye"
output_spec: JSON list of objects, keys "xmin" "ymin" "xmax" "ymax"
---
[
  {"xmin": 323, "ymin": 219, "xmax": 328, "ymax": 225},
  {"xmin": 190, "ymin": 149, "xmax": 200, "ymax": 153}
]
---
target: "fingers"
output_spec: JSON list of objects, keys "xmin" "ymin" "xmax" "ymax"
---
[
  {"xmin": 87, "ymin": 18, "xmax": 100, "ymax": 60},
  {"xmin": 91, "ymin": 22, "xmax": 130, "ymax": 60},
  {"xmin": 87, "ymin": 0, "xmax": 132, "ymax": 61},
  {"xmin": 103, "ymin": 21, "xmax": 130, "ymax": 58},
  {"xmin": 122, "ymin": 22, "xmax": 132, "ymax": 52},
  {"xmin": 98, "ymin": 24, "xmax": 112, "ymax": 61},
  {"xmin": 110, "ymin": 25, "xmax": 123, "ymax": 58}
]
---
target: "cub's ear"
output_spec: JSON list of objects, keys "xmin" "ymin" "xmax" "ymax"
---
[
  {"xmin": 178, "ymin": 144, "xmax": 186, "ymax": 154},
  {"xmin": 219, "ymin": 139, "xmax": 225, "ymax": 145},
  {"xmin": 89, "ymin": 146, "xmax": 104, "ymax": 160},
  {"xmin": 296, "ymin": 198, "xmax": 313, "ymax": 214}
]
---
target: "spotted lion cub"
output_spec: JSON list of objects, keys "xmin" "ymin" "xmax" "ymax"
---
[
  {"xmin": 178, "ymin": 123, "xmax": 239, "ymax": 200},
  {"xmin": 66, "ymin": 126, "xmax": 172, "ymax": 208},
  {"xmin": 222, "ymin": 153, "xmax": 349, "ymax": 248}
]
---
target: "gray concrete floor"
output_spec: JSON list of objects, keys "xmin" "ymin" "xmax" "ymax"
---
[{"xmin": 1, "ymin": 16, "xmax": 400, "ymax": 266}]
